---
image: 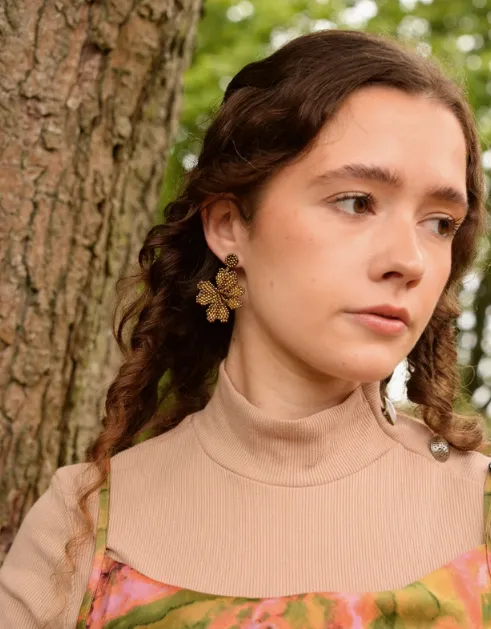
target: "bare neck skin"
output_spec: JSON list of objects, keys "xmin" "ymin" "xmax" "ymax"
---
[{"xmin": 225, "ymin": 320, "xmax": 360, "ymax": 420}]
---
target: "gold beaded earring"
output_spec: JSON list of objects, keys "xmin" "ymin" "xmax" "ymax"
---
[{"xmin": 196, "ymin": 253, "xmax": 245, "ymax": 323}]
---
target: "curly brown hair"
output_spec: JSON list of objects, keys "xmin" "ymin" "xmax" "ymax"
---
[{"xmin": 70, "ymin": 29, "xmax": 487, "ymax": 572}]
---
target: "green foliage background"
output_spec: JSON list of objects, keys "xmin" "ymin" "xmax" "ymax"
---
[
  {"xmin": 163, "ymin": 0, "xmax": 491, "ymax": 208},
  {"xmin": 160, "ymin": 0, "xmax": 491, "ymax": 421}
]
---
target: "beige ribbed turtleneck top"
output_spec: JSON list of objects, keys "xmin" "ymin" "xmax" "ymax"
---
[{"xmin": 0, "ymin": 361, "xmax": 489, "ymax": 628}]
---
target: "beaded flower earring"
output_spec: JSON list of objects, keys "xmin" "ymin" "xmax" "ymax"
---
[{"xmin": 196, "ymin": 253, "xmax": 245, "ymax": 323}]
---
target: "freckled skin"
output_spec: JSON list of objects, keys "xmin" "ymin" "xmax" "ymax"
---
[{"xmin": 203, "ymin": 86, "xmax": 468, "ymax": 414}]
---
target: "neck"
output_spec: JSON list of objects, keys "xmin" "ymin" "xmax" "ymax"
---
[
  {"xmin": 194, "ymin": 360, "xmax": 395, "ymax": 487},
  {"xmin": 224, "ymin": 349, "xmax": 361, "ymax": 421}
]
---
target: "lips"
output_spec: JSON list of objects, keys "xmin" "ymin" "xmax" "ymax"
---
[{"xmin": 351, "ymin": 305, "xmax": 410, "ymax": 326}]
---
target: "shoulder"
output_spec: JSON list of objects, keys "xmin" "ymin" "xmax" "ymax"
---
[
  {"xmin": 51, "ymin": 461, "xmax": 99, "ymax": 496},
  {"xmin": 49, "ymin": 413, "xmax": 196, "ymax": 505},
  {"xmin": 52, "ymin": 413, "xmax": 196, "ymax": 487},
  {"xmin": 109, "ymin": 413, "xmax": 197, "ymax": 476},
  {"xmin": 44, "ymin": 462, "xmax": 101, "ymax": 528},
  {"xmin": 392, "ymin": 409, "xmax": 491, "ymax": 486},
  {"xmin": 0, "ymin": 463, "xmax": 99, "ymax": 628}
]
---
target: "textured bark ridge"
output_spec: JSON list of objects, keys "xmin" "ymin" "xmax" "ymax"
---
[{"xmin": 0, "ymin": 0, "xmax": 202, "ymax": 560}]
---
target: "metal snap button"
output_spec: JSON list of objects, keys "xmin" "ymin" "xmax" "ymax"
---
[{"xmin": 429, "ymin": 435, "xmax": 450, "ymax": 462}]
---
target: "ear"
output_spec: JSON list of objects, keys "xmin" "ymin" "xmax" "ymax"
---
[{"xmin": 201, "ymin": 197, "xmax": 247, "ymax": 264}]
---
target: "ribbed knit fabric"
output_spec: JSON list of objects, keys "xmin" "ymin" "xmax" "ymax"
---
[{"xmin": 0, "ymin": 360, "xmax": 490, "ymax": 629}]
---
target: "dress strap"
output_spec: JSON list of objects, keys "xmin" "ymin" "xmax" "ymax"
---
[
  {"xmin": 76, "ymin": 465, "xmax": 111, "ymax": 629},
  {"xmin": 94, "ymin": 466, "xmax": 110, "ymax": 552},
  {"xmin": 484, "ymin": 462, "xmax": 491, "ymax": 576}
]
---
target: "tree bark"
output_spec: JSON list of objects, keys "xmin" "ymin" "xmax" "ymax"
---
[{"xmin": 0, "ymin": 0, "xmax": 202, "ymax": 561}]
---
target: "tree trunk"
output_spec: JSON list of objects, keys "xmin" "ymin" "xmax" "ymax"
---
[{"xmin": 0, "ymin": 0, "xmax": 202, "ymax": 562}]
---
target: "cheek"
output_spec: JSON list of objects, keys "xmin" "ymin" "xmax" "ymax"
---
[
  {"xmin": 253, "ymin": 203, "xmax": 305, "ymax": 248},
  {"xmin": 249, "ymin": 237, "xmax": 315, "ymax": 302},
  {"xmin": 245, "ymin": 237, "xmax": 348, "ymax": 334},
  {"xmin": 251, "ymin": 201, "xmax": 341, "ymax": 269},
  {"xmin": 247, "ymin": 201, "xmax": 361, "ymax": 314}
]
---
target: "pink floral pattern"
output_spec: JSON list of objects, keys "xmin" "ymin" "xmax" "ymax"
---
[{"xmin": 76, "ymin": 463, "xmax": 491, "ymax": 628}]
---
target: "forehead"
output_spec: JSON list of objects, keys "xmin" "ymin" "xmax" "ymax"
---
[{"xmin": 291, "ymin": 86, "xmax": 467, "ymax": 190}]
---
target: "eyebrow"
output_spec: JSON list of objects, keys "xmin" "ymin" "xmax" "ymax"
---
[{"xmin": 309, "ymin": 163, "xmax": 469, "ymax": 215}]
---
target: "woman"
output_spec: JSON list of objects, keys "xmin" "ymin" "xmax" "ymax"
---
[{"xmin": 0, "ymin": 28, "xmax": 490, "ymax": 628}]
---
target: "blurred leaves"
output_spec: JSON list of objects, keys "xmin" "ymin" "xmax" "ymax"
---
[{"xmin": 162, "ymin": 0, "xmax": 491, "ymax": 208}]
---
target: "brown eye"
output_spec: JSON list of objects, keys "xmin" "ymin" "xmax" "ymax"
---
[
  {"xmin": 352, "ymin": 196, "xmax": 371, "ymax": 214},
  {"xmin": 333, "ymin": 194, "xmax": 374, "ymax": 216},
  {"xmin": 426, "ymin": 216, "xmax": 458, "ymax": 239},
  {"xmin": 438, "ymin": 218, "xmax": 455, "ymax": 237}
]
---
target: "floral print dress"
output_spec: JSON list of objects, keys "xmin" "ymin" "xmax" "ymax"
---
[{"xmin": 77, "ymin": 462, "xmax": 491, "ymax": 629}]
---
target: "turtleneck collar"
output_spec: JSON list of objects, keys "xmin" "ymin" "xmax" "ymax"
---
[{"xmin": 193, "ymin": 361, "xmax": 397, "ymax": 487}]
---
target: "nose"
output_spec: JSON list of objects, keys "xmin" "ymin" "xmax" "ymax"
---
[{"xmin": 369, "ymin": 220, "xmax": 426, "ymax": 286}]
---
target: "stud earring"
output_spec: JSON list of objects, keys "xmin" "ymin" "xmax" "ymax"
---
[
  {"xmin": 382, "ymin": 396, "xmax": 397, "ymax": 425},
  {"xmin": 196, "ymin": 253, "xmax": 245, "ymax": 323}
]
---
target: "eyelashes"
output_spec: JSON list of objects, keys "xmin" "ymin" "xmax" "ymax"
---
[
  {"xmin": 327, "ymin": 192, "xmax": 464, "ymax": 239},
  {"xmin": 331, "ymin": 192, "xmax": 376, "ymax": 216},
  {"xmin": 438, "ymin": 216, "xmax": 464, "ymax": 238}
]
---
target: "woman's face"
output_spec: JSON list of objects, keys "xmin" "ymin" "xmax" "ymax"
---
[{"xmin": 235, "ymin": 85, "xmax": 468, "ymax": 384}]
